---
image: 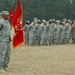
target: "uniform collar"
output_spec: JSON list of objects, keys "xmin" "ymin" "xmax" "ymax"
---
[{"xmin": 2, "ymin": 18, "xmax": 8, "ymax": 22}]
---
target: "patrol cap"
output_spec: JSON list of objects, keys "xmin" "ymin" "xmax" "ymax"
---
[
  {"xmin": 52, "ymin": 19, "xmax": 55, "ymax": 21},
  {"xmin": 34, "ymin": 18, "xmax": 37, "ymax": 21},
  {"xmin": 26, "ymin": 21, "xmax": 30, "ymax": 23},
  {"xmin": 67, "ymin": 19, "xmax": 72, "ymax": 23},
  {"xmin": 34, "ymin": 20, "xmax": 37, "ymax": 23},
  {"xmin": 1, "ymin": 11, "xmax": 9, "ymax": 15},
  {"xmin": 42, "ymin": 19, "xmax": 46, "ymax": 22},
  {"xmin": 63, "ymin": 18, "xmax": 66, "ymax": 20},
  {"xmin": 67, "ymin": 19, "xmax": 71, "ymax": 22},
  {"xmin": 38, "ymin": 19, "xmax": 41, "ymax": 22},
  {"xmin": 26, "ymin": 21, "xmax": 30, "ymax": 25},
  {"xmin": 56, "ymin": 20, "xmax": 61, "ymax": 23},
  {"xmin": 62, "ymin": 18, "xmax": 66, "ymax": 21},
  {"xmin": 49, "ymin": 19, "xmax": 52, "ymax": 22}
]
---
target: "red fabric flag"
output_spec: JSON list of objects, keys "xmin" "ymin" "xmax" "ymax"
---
[
  {"xmin": 10, "ymin": 5, "xmax": 14, "ymax": 23},
  {"xmin": 12, "ymin": 0, "xmax": 24, "ymax": 48}
]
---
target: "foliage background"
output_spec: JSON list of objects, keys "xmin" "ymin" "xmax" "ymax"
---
[{"xmin": 0, "ymin": 0, "xmax": 75, "ymax": 22}]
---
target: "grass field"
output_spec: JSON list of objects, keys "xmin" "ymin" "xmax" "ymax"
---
[{"xmin": 1, "ymin": 44, "xmax": 75, "ymax": 75}]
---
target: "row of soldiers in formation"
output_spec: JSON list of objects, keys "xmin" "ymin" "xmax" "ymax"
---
[{"xmin": 23, "ymin": 18, "xmax": 75, "ymax": 46}]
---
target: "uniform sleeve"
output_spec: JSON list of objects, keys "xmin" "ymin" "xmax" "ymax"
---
[
  {"xmin": 69, "ymin": 25, "xmax": 72, "ymax": 32},
  {"xmin": 0, "ymin": 21, "xmax": 3, "ymax": 30},
  {"xmin": 23, "ymin": 25, "xmax": 25, "ymax": 30}
]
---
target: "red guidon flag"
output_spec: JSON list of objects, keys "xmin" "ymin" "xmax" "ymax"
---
[
  {"xmin": 10, "ymin": 5, "xmax": 14, "ymax": 23},
  {"xmin": 12, "ymin": 0, "xmax": 24, "ymax": 48}
]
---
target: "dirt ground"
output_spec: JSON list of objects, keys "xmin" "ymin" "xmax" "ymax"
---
[{"xmin": 1, "ymin": 44, "xmax": 75, "ymax": 75}]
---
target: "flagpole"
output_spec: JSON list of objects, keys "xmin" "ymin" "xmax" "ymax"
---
[{"xmin": 19, "ymin": 0, "xmax": 24, "ymax": 26}]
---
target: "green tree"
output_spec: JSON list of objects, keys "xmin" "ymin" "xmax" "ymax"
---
[{"xmin": 0, "ymin": 0, "xmax": 75, "ymax": 22}]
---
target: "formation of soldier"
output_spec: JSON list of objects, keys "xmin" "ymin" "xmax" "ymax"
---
[{"xmin": 24, "ymin": 18, "xmax": 75, "ymax": 46}]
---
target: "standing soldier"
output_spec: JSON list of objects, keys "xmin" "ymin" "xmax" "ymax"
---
[
  {"xmin": 72, "ymin": 20, "xmax": 75, "ymax": 43},
  {"xmin": 0, "ymin": 11, "xmax": 11, "ymax": 72},
  {"xmin": 45, "ymin": 21, "xmax": 50, "ymax": 45},
  {"xmin": 40, "ymin": 20, "xmax": 47, "ymax": 45},
  {"xmin": 47, "ymin": 20, "xmax": 52, "ymax": 45},
  {"xmin": 23, "ymin": 21, "xmax": 30, "ymax": 45},
  {"xmin": 59, "ymin": 22, "xmax": 66, "ymax": 44},
  {"xmin": 53, "ymin": 20, "xmax": 60, "ymax": 44},
  {"xmin": 33, "ymin": 20, "xmax": 38, "ymax": 45},
  {"xmin": 37, "ymin": 20, "xmax": 41, "ymax": 45},
  {"xmin": 28, "ymin": 20, "xmax": 38, "ymax": 45},
  {"xmin": 51, "ymin": 19, "xmax": 56, "ymax": 44},
  {"xmin": 64, "ymin": 20, "xmax": 72, "ymax": 43}
]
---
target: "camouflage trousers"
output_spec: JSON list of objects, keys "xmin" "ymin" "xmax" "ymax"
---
[{"xmin": 0, "ymin": 42, "xmax": 11, "ymax": 69}]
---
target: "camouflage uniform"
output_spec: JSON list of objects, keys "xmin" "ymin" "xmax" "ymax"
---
[
  {"xmin": 53, "ymin": 24, "xmax": 60, "ymax": 44},
  {"xmin": 40, "ymin": 23, "xmax": 45, "ymax": 45},
  {"xmin": 37, "ymin": 23, "xmax": 41, "ymax": 45},
  {"xmin": 43, "ymin": 24, "xmax": 47, "ymax": 45},
  {"xmin": 64, "ymin": 23, "xmax": 72, "ymax": 43},
  {"xmin": 28, "ymin": 22, "xmax": 37, "ymax": 45},
  {"xmin": 47, "ymin": 23, "xmax": 53, "ymax": 45},
  {"xmin": 28, "ymin": 24, "xmax": 34, "ymax": 45},
  {"xmin": 40, "ymin": 22, "xmax": 47, "ymax": 45},
  {"xmin": 59, "ymin": 24, "xmax": 65, "ymax": 44},
  {"xmin": 24, "ymin": 24, "xmax": 29, "ymax": 45},
  {"xmin": 51, "ymin": 23, "xmax": 55, "ymax": 44},
  {"xmin": 0, "ymin": 18, "xmax": 11, "ymax": 70},
  {"xmin": 33, "ymin": 23, "xmax": 38, "ymax": 45},
  {"xmin": 72, "ymin": 23, "xmax": 75, "ymax": 43},
  {"xmin": 45, "ymin": 23, "xmax": 50, "ymax": 45}
]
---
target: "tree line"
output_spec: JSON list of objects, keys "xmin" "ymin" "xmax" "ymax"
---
[{"xmin": 0, "ymin": 0, "xmax": 75, "ymax": 22}]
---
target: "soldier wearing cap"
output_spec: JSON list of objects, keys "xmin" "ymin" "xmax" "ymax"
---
[
  {"xmin": 53, "ymin": 20, "xmax": 60, "ymax": 44},
  {"xmin": 0, "ymin": 11, "xmax": 11, "ymax": 72},
  {"xmin": 59, "ymin": 22, "xmax": 66, "ymax": 44},
  {"xmin": 36, "ymin": 20, "xmax": 41, "ymax": 45},
  {"xmin": 47, "ymin": 19, "xmax": 53, "ymax": 45},
  {"xmin": 40, "ymin": 20, "xmax": 47, "ymax": 45},
  {"xmin": 33, "ymin": 20, "xmax": 38, "ymax": 45},
  {"xmin": 23, "ymin": 21, "xmax": 30, "ymax": 45},
  {"xmin": 51, "ymin": 19, "xmax": 56, "ymax": 44},
  {"xmin": 28, "ymin": 20, "xmax": 38, "ymax": 45},
  {"xmin": 64, "ymin": 19, "xmax": 72, "ymax": 43}
]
